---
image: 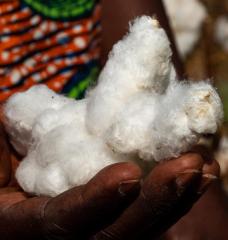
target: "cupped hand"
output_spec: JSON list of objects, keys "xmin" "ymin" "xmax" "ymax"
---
[
  {"xmin": 0, "ymin": 122, "xmax": 220, "ymax": 240},
  {"xmin": 0, "ymin": 121, "xmax": 141, "ymax": 239}
]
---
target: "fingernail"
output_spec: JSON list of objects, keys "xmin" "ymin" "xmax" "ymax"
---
[
  {"xmin": 176, "ymin": 169, "xmax": 201, "ymax": 190},
  {"xmin": 197, "ymin": 174, "xmax": 218, "ymax": 195},
  {"xmin": 118, "ymin": 179, "xmax": 141, "ymax": 197}
]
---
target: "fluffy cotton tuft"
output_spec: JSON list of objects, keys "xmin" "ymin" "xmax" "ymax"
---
[
  {"xmin": 86, "ymin": 17, "xmax": 172, "ymax": 136},
  {"xmin": 4, "ymin": 16, "xmax": 223, "ymax": 197},
  {"xmin": 163, "ymin": 0, "xmax": 207, "ymax": 57},
  {"xmin": 3, "ymin": 85, "xmax": 73, "ymax": 155}
]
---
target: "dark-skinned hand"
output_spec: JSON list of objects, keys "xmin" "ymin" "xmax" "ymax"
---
[
  {"xmin": 163, "ymin": 147, "xmax": 228, "ymax": 240},
  {"xmin": 0, "ymin": 123, "xmax": 220, "ymax": 240}
]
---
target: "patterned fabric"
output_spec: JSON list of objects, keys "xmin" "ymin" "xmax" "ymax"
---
[
  {"xmin": 0, "ymin": 0, "xmax": 101, "ymax": 101},
  {"xmin": 23, "ymin": 0, "xmax": 96, "ymax": 19}
]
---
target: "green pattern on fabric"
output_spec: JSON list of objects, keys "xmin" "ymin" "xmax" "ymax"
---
[
  {"xmin": 23, "ymin": 0, "xmax": 96, "ymax": 19},
  {"xmin": 68, "ymin": 67, "xmax": 99, "ymax": 99}
]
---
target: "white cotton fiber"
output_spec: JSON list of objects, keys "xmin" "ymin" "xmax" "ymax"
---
[
  {"xmin": 86, "ymin": 17, "xmax": 172, "ymax": 136},
  {"xmin": 4, "ymin": 16, "xmax": 223, "ymax": 196},
  {"xmin": 216, "ymin": 136, "xmax": 228, "ymax": 177},
  {"xmin": 17, "ymin": 123, "xmax": 122, "ymax": 196},
  {"xmin": 4, "ymin": 85, "xmax": 73, "ymax": 155},
  {"xmin": 163, "ymin": 0, "xmax": 207, "ymax": 57}
]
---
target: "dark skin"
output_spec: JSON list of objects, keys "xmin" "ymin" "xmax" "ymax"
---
[
  {"xmin": 0, "ymin": 0, "xmax": 223, "ymax": 239},
  {"xmin": 163, "ymin": 140, "xmax": 228, "ymax": 240},
  {"xmin": 0, "ymin": 121, "xmax": 220, "ymax": 239},
  {"xmin": 164, "ymin": 182, "xmax": 228, "ymax": 240}
]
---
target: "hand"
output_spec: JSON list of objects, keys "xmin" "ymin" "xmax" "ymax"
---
[
  {"xmin": 0, "ymin": 123, "xmax": 220, "ymax": 240},
  {"xmin": 162, "ymin": 148, "xmax": 228, "ymax": 240},
  {"xmin": 163, "ymin": 182, "xmax": 228, "ymax": 240},
  {"xmin": 164, "ymin": 147, "xmax": 228, "ymax": 240}
]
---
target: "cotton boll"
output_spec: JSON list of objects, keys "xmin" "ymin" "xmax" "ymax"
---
[
  {"xmin": 106, "ymin": 80, "xmax": 223, "ymax": 162},
  {"xmin": 34, "ymin": 123, "xmax": 95, "ymax": 168},
  {"xmin": 163, "ymin": 0, "xmax": 207, "ymax": 57},
  {"xmin": 169, "ymin": 65, "xmax": 177, "ymax": 80},
  {"xmin": 15, "ymin": 152, "xmax": 40, "ymax": 195},
  {"xmin": 4, "ymin": 16, "xmax": 223, "ymax": 197},
  {"xmin": 32, "ymin": 99, "xmax": 87, "ymax": 142},
  {"xmin": 106, "ymin": 89, "xmax": 191, "ymax": 162},
  {"xmin": 87, "ymin": 16, "xmax": 172, "ymax": 136},
  {"xmin": 22, "ymin": 123, "xmax": 124, "ymax": 196},
  {"xmin": 175, "ymin": 31, "xmax": 200, "ymax": 59},
  {"xmin": 60, "ymin": 125, "xmax": 126, "ymax": 187},
  {"xmin": 215, "ymin": 136, "xmax": 228, "ymax": 194},
  {"xmin": 184, "ymin": 82, "xmax": 223, "ymax": 134},
  {"xmin": 17, "ymin": 149, "xmax": 69, "ymax": 197},
  {"xmin": 35, "ymin": 164, "xmax": 69, "ymax": 197},
  {"xmin": 32, "ymin": 109, "xmax": 60, "ymax": 142},
  {"xmin": 4, "ymin": 85, "xmax": 73, "ymax": 155},
  {"xmin": 112, "ymin": 16, "xmax": 172, "ymax": 93},
  {"xmin": 216, "ymin": 136, "xmax": 228, "ymax": 176},
  {"xmin": 163, "ymin": 0, "xmax": 206, "ymax": 32},
  {"xmin": 145, "ymin": 83, "xmax": 198, "ymax": 161},
  {"xmin": 106, "ymin": 92, "xmax": 159, "ymax": 155},
  {"xmin": 139, "ymin": 81, "xmax": 223, "ymax": 162},
  {"xmin": 215, "ymin": 16, "xmax": 228, "ymax": 52}
]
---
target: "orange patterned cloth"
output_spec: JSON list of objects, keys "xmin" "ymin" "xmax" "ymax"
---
[{"xmin": 0, "ymin": 0, "xmax": 101, "ymax": 101}]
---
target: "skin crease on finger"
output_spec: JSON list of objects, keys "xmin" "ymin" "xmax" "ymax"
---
[
  {"xmin": 160, "ymin": 147, "xmax": 228, "ymax": 240},
  {"xmin": 0, "ymin": 162, "xmax": 143, "ymax": 240},
  {"xmin": 0, "ymin": 108, "xmax": 222, "ymax": 240},
  {"xmin": 0, "ymin": 1, "xmax": 224, "ymax": 240},
  {"xmin": 92, "ymin": 153, "xmax": 220, "ymax": 240},
  {"xmin": 0, "ymin": 136, "xmax": 220, "ymax": 240}
]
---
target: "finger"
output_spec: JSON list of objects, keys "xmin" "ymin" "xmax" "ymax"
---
[
  {"xmin": 93, "ymin": 153, "xmax": 209, "ymax": 240},
  {"xmin": 0, "ymin": 162, "xmax": 142, "ymax": 239},
  {"xmin": 0, "ymin": 193, "xmax": 49, "ymax": 239},
  {"xmin": 0, "ymin": 187, "xmax": 22, "ymax": 195},
  {"xmin": 0, "ymin": 122, "xmax": 11, "ymax": 187},
  {"xmin": 197, "ymin": 158, "xmax": 220, "ymax": 195},
  {"xmin": 43, "ymin": 162, "xmax": 142, "ymax": 239},
  {"xmin": 189, "ymin": 145, "xmax": 220, "ymax": 194},
  {"xmin": 162, "ymin": 159, "xmax": 222, "ymax": 240}
]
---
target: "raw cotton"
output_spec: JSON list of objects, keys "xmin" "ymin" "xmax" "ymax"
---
[
  {"xmin": 163, "ymin": 0, "xmax": 207, "ymax": 58},
  {"xmin": 214, "ymin": 16, "xmax": 228, "ymax": 52},
  {"xmin": 216, "ymin": 136, "xmax": 228, "ymax": 194},
  {"xmin": 4, "ymin": 16, "xmax": 223, "ymax": 197}
]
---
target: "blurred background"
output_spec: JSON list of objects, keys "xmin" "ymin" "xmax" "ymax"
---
[{"xmin": 163, "ymin": 0, "xmax": 228, "ymax": 194}]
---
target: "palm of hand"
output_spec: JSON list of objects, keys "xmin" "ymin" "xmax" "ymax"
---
[
  {"xmin": 0, "ymin": 125, "xmax": 141, "ymax": 239},
  {"xmin": 0, "ymin": 122, "xmax": 223, "ymax": 240}
]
